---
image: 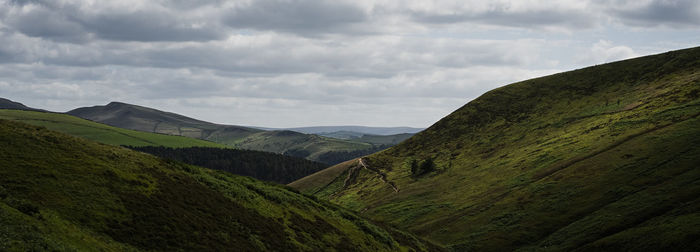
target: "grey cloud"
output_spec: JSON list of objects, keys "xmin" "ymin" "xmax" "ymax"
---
[
  {"xmin": 5, "ymin": 6, "xmax": 89, "ymax": 43},
  {"xmin": 223, "ymin": 0, "xmax": 367, "ymax": 35},
  {"xmin": 0, "ymin": 29, "xmax": 543, "ymax": 81},
  {"xmin": 2, "ymin": 0, "xmax": 227, "ymax": 42},
  {"xmin": 164, "ymin": 0, "xmax": 227, "ymax": 10},
  {"xmin": 606, "ymin": 0, "xmax": 700, "ymax": 27},
  {"xmin": 74, "ymin": 10, "xmax": 225, "ymax": 42},
  {"xmin": 410, "ymin": 7, "xmax": 595, "ymax": 29}
]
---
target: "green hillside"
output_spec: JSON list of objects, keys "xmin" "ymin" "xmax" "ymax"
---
[
  {"xmin": 67, "ymin": 102, "xmax": 407, "ymax": 164},
  {"xmin": 228, "ymin": 130, "xmax": 371, "ymax": 158},
  {"xmin": 0, "ymin": 110, "xmax": 226, "ymax": 148},
  {"xmin": 0, "ymin": 119, "xmax": 443, "ymax": 251},
  {"xmin": 350, "ymin": 133, "xmax": 414, "ymax": 146},
  {"xmin": 291, "ymin": 47, "xmax": 700, "ymax": 250}
]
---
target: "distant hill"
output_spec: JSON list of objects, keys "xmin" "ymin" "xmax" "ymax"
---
[
  {"xmin": 0, "ymin": 98, "xmax": 45, "ymax": 112},
  {"xmin": 68, "ymin": 102, "xmax": 409, "ymax": 164},
  {"xmin": 291, "ymin": 47, "xmax": 700, "ymax": 250},
  {"xmin": 67, "ymin": 101, "xmax": 261, "ymax": 139},
  {"xmin": 351, "ymin": 133, "xmax": 414, "ymax": 145},
  {"xmin": 0, "ymin": 119, "xmax": 442, "ymax": 251},
  {"xmin": 263, "ymin": 125, "xmax": 424, "ymax": 135}
]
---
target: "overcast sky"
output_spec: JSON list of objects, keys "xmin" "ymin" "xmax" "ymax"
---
[{"xmin": 0, "ymin": 0, "xmax": 698, "ymax": 127}]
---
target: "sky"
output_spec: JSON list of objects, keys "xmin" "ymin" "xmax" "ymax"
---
[{"xmin": 0, "ymin": 0, "xmax": 698, "ymax": 128}]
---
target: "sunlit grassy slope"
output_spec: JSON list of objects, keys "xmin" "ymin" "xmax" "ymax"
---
[
  {"xmin": 0, "ymin": 119, "xmax": 443, "ymax": 251},
  {"xmin": 224, "ymin": 130, "xmax": 372, "ymax": 159},
  {"xmin": 292, "ymin": 47, "xmax": 700, "ymax": 251},
  {"xmin": 0, "ymin": 110, "xmax": 226, "ymax": 148}
]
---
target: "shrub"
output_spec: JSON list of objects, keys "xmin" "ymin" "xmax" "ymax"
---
[{"xmin": 411, "ymin": 157, "xmax": 435, "ymax": 177}]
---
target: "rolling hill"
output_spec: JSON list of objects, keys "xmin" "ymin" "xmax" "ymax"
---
[
  {"xmin": 0, "ymin": 98, "xmax": 45, "ymax": 112},
  {"xmin": 290, "ymin": 47, "xmax": 700, "ymax": 250},
  {"xmin": 67, "ymin": 102, "xmax": 410, "ymax": 164},
  {"xmin": 0, "ymin": 119, "xmax": 443, "ymax": 251},
  {"xmin": 67, "ymin": 101, "xmax": 261, "ymax": 139},
  {"xmin": 0, "ymin": 109, "xmax": 225, "ymax": 148}
]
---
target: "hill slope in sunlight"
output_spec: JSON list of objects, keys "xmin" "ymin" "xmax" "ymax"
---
[
  {"xmin": 0, "ymin": 109, "xmax": 225, "ymax": 148},
  {"xmin": 291, "ymin": 47, "xmax": 700, "ymax": 251}
]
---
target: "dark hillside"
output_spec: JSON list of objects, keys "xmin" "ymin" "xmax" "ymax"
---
[
  {"xmin": 0, "ymin": 119, "xmax": 443, "ymax": 251},
  {"xmin": 0, "ymin": 98, "xmax": 44, "ymax": 112},
  {"xmin": 67, "ymin": 101, "xmax": 261, "ymax": 139}
]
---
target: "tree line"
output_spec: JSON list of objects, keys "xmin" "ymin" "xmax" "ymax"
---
[{"xmin": 126, "ymin": 146, "xmax": 328, "ymax": 184}]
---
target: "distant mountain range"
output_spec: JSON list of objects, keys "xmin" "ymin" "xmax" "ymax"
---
[{"xmin": 259, "ymin": 125, "xmax": 424, "ymax": 136}]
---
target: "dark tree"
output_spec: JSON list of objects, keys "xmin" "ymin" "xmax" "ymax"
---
[{"xmin": 411, "ymin": 157, "xmax": 435, "ymax": 177}]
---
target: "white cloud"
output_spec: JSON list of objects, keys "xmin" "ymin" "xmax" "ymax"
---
[{"xmin": 577, "ymin": 40, "xmax": 639, "ymax": 64}]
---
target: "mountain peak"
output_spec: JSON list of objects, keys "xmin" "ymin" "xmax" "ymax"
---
[{"xmin": 106, "ymin": 101, "xmax": 129, "ymax": 106}]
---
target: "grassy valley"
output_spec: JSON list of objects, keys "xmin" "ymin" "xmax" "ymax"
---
[
  {"xmin": 0, "ymin": 119, "xmax": 443, "ymax": 251},
  {"xmin": 291, "ymin": 47, "xmax": 700, "ymax": 250}
]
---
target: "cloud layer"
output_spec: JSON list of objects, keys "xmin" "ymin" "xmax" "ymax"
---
[{"xmin": 0, "ymin": 0, "xmax": 698, "ymax": 127}]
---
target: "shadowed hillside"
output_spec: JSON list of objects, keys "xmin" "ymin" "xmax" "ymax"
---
[
  {"xmin": 0, "ymin": 119, "xmax": 443, "ymax": 251},
  {"xmin": 291, "ymin": 47, "xmax": 700, "ymax": 251},
  {"xmin": 0, "ymin": 98, "xmax": 45, "ymax": 112},
  {"xmin": 67, "ymin": 101, "xmax": 261, "ymax": 139}
]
